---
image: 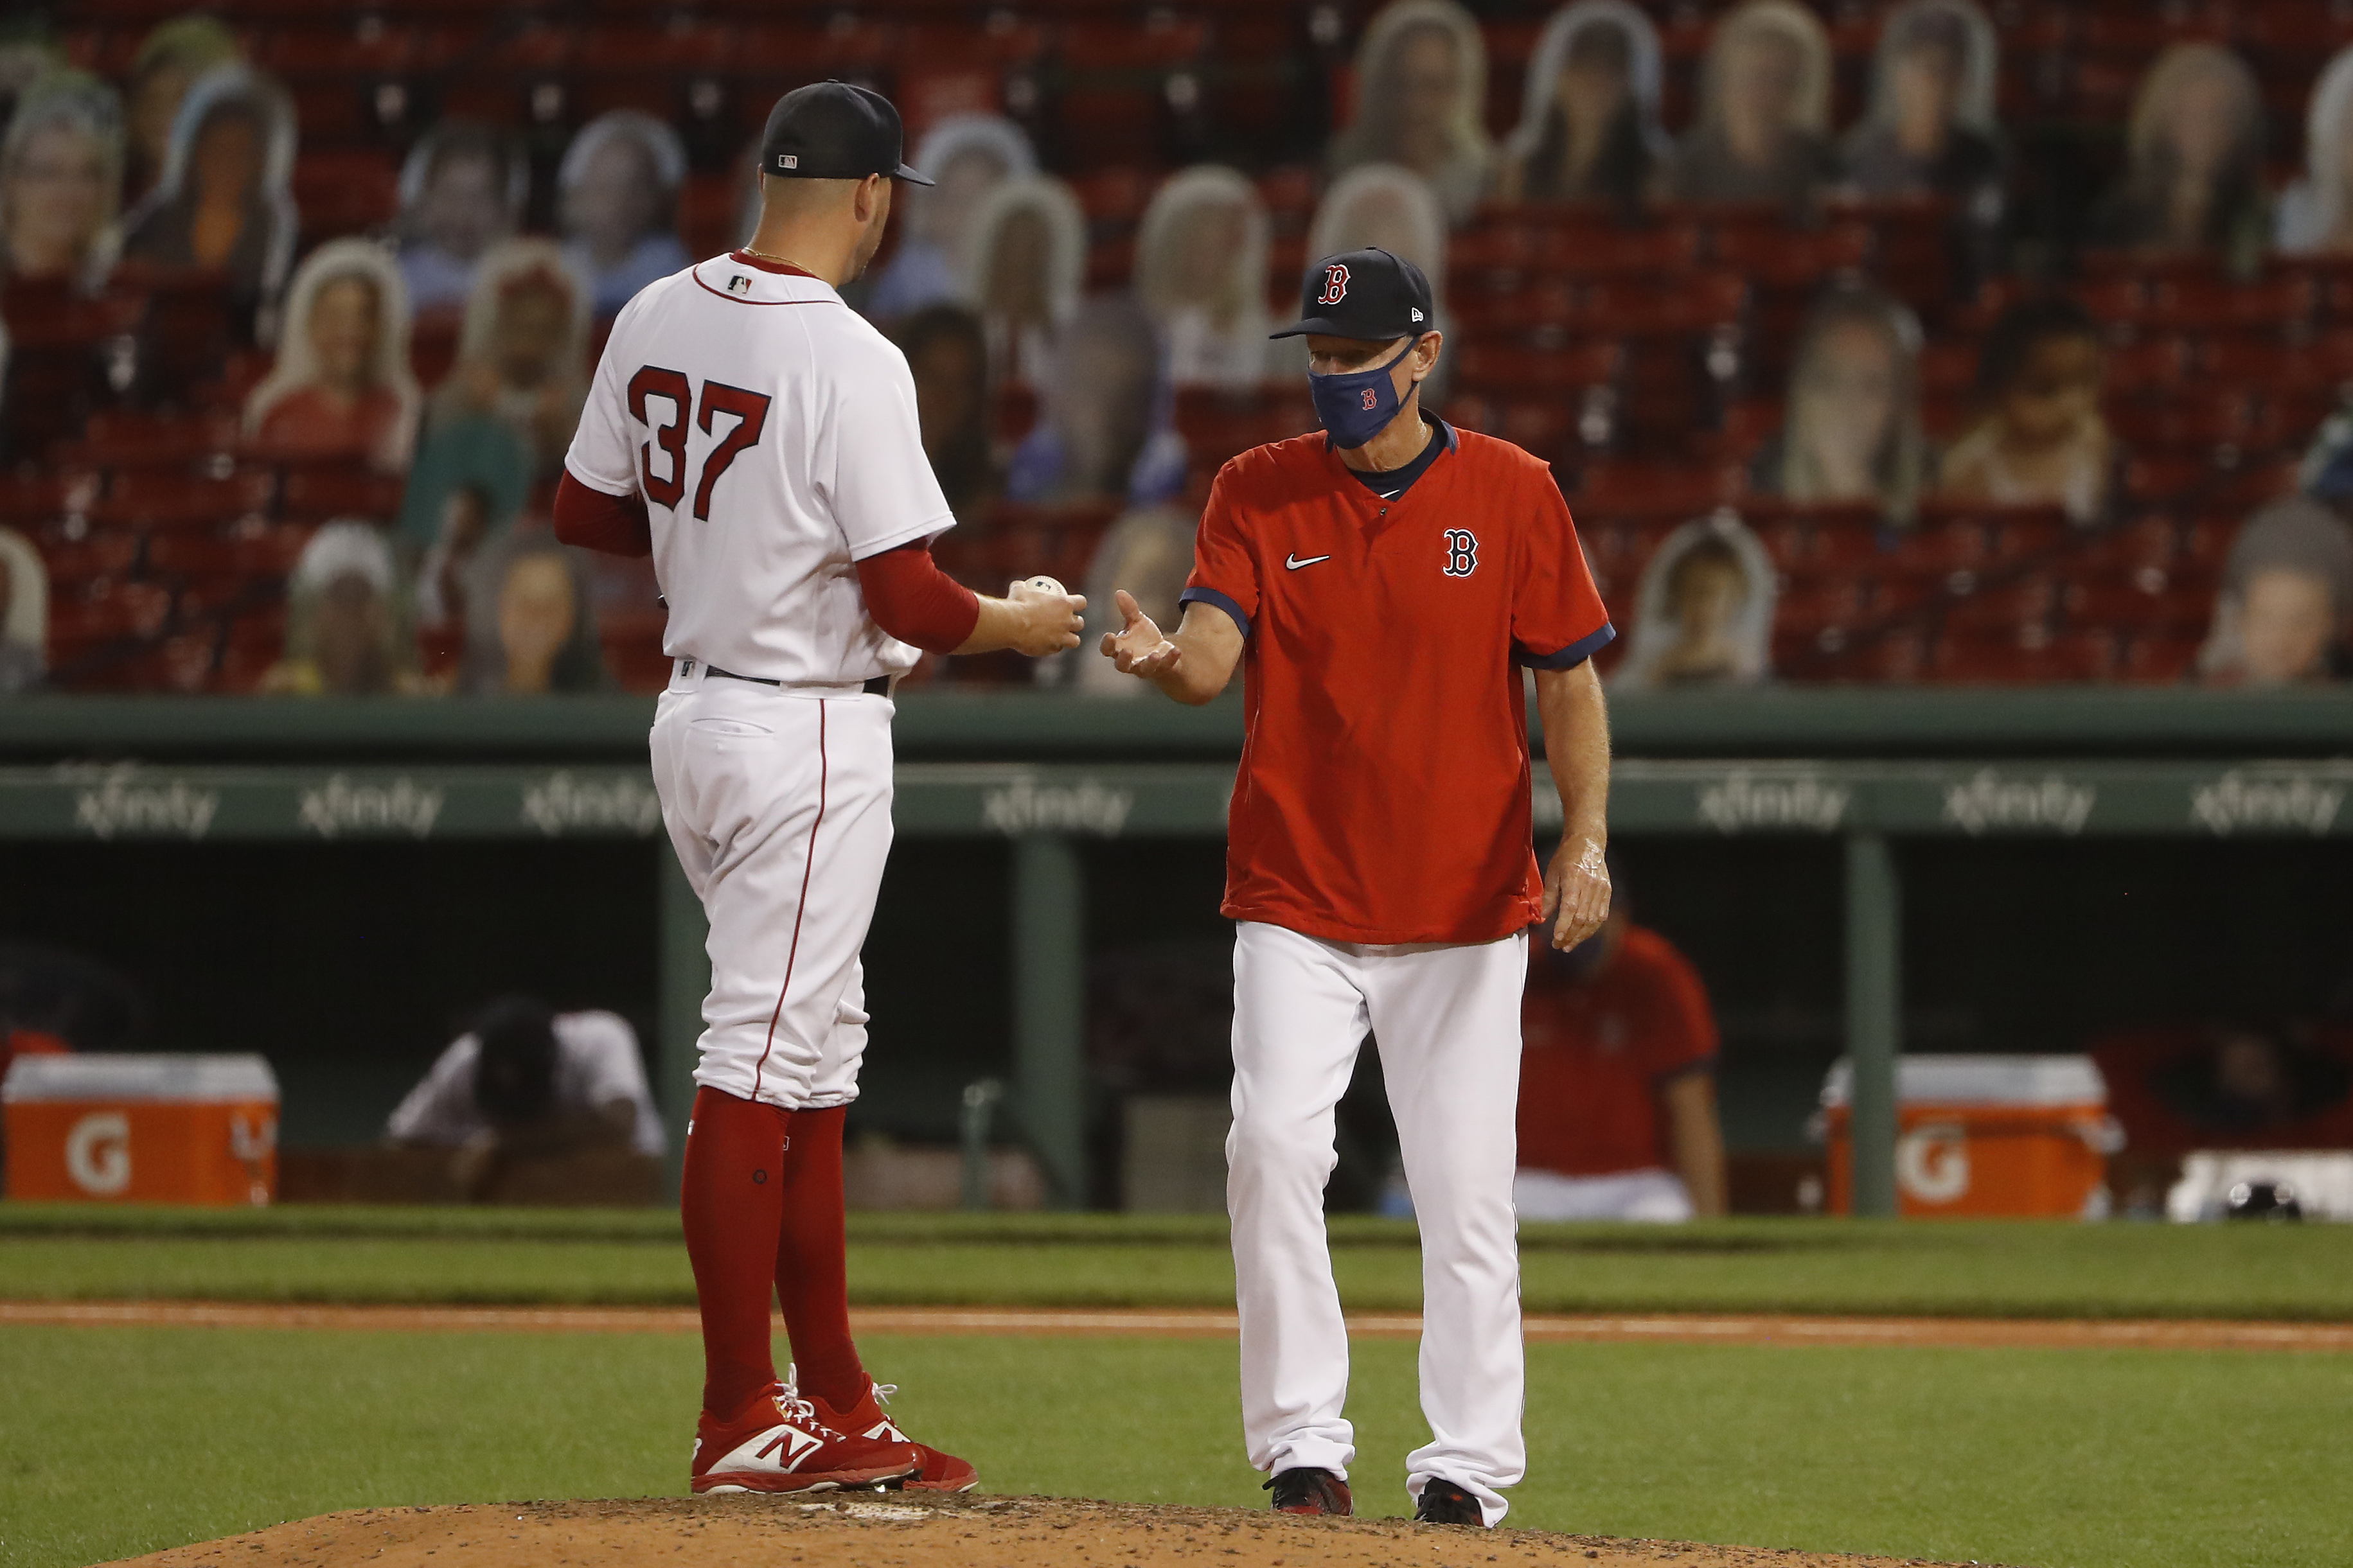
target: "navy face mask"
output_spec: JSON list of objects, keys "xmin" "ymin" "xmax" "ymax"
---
[{"xmin": 1308, "ymin": 335, "xmax": 1421, "ymax": 450}]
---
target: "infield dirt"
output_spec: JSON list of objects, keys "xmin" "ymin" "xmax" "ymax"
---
[{"xmin": 103, "ymin": 1494, "xmax": 1991, "ymax": 1568}]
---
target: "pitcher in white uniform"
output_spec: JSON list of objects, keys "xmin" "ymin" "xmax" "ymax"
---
[{"xmin": 555, "ymin": 80, "xmax": 1083, "ymax": 1497}]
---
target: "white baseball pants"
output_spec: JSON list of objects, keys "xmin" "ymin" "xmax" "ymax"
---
[
  {"xmin": 1227, "ymin": 921, "xmax": 1528, "ymax": 1526},
  {"xmin": 650, "ymin": 663, "xmax": 893, "ymax": 1111}
]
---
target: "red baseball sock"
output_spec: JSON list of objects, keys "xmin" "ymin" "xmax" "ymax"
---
[
  {"xmin": 680, "ymin": 1086, "xmax": 790, "ymax": 1422},
  {"xmin": 773, "ymin": 1104, "xmax": 867, "ymax": 1411}
]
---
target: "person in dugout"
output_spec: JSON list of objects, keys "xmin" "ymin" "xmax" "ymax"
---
[{"xmin": 1514, "ymin": 867, "xmax": 1728, "ymax": 1221}]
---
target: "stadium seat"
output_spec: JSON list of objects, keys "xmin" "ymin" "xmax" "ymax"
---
[
  {"xmin": 1542, "ymin": 223, "xmax": 1704, "ymax": 280},
  {"xmin": 59, "ymin": 410, "xmax": 240, "ymax": 471},
  {"xmin": 292, "ymin": 150, "xmax": 403, "ymax": 240},
  {"xmin": 1450, "ymin": 339, "xmax": 1620, "ymax": 396},
  {"xmin": 37, "ymin": 531, "xmax": 139, "ymax": 587},
  {"xmin": 90, "ymin": 470, "xmax": 274, "ymax": 533}
]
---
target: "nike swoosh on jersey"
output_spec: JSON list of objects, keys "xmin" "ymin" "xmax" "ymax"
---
[{"xmin": 1284, "ymin": 553, "xmax": 1333, "ymax": 570}]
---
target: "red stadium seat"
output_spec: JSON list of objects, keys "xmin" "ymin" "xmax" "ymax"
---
[
  {"xmin": 277, "ymin": 465, "xmax": 405, "ymax": 524},
  {"xmin": 1541, "ymin": 224, "xmax": 1704, "ymax": 279},
  {"xmin": 89, "ymin": 470, "xmax": 274, "ymax": 533},
  {"xmin": 292, "ymin": 150, "xmax": 402, "ymax": 238},
  {"xmin": 2117, "ymin": 631, "xmax": 2202, "ymax": 683},
  {"xmin": 1579, "ymin": 272, "xmax": 1746, "ymax": 338},
  {"xmin": 1450, "ymin": 339, "xmax": 1620, "ymax": 395},
  {"xmin": 2063, "ymin": 579, "xmax": 2214, "ymax": 635},
  {"xmin": 37, "ymin": 531, "xmax": 139, "ymax": 587},
  {"xmin": 1575, "ymin": 461, "xmax": 1743, "ymax": 519},
  {"xmin": 1942, "ymin": 574, "xmax": 2063, "ymax": 637}
]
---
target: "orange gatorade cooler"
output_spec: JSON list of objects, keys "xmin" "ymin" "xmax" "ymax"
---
[
  {"xmin": 3, "ymin": 1054, "xmax": 278, "ymax": 1205},
  {"xmin": 1819, "ymin": 1055, "xmax": 2120, "ymax": 1219}
]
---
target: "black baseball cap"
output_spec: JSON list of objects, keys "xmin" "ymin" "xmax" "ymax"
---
[
  {"xmin": 1270, "ymin": 247, "xmax": 1434, "ymax": 340},
  {"xmin": 758, "ymin": 81, "xmax": 933, "ymax": 185}
]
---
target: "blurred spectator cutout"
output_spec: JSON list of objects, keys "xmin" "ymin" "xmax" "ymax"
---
[
  {"xmin": 399, "ymin": 416, "xmax": 531, "ymax": 554},
  {"xmin": 1069, "ymin": 502, "xmax": 1198, "ymax": 694},
  {"xmin": 2278, "ymin": 48, "xmax": 2353, "ymax": 254},
  {"xmin": 426, "ymin": 238, "xmax": 590, "ymax": 475},
  {"xmin": 262, "ymin": 520, "xmax": 426, "ymax": 696},
  {"xmin": 415, "ymin": 480, "xmax": 502, "ymax": 639},
  {"xmin": 398, "ymin": 121, "xmax": 529, "ymax": 320},
  {"xmin": 2197, "ymin": 498, "xmax": 2353, "ymax": 686},
  {"xmin": 892, "ymin": 304, "xmax": 995, "ymax": 520},
  {"xmin": 120, "ymin": 63, "xmax": 296, "ymax": 342},
  {"xmin": 1610, "ymin": 511, "xmax": 1775, "ymax": 689},
  {"xmin": 1006, "ymin": 295, "xmax": 1184, "ymax": 506},
  {"xmin": 1497, "ymin": 1, "xmax": 1669, "ymax": 209},
  {"xmin": 1308, "ymin": 164, "xmax": 1450, "ymax": 317},
  {"xmin": 871, "ymin": 114, "xmax": 1036, "ymax": 319},
  {"xmin": 0, "ymin": 72, "xmax": 123, "ymax": 288},
  {"xmin": 461, "ymin": 527, "xmax": 608, "ymax": 695},
  {"xmin": 2086, "ymin": 44, "xmax": 2266, "ymax": 268},
  {"xmin": 1937, "ymin": 295, "xmax": 2109, "ymax": 522},
  {"xmin": 1329, "ymin": 0, "xmax": 1493, "ymax": 224},
  {"xmin": 558, "ymin": 110, "xmax": 689, "ymax": 321},
  {"xmin": 1841, "ymin": 0, "xmax": 2002, "ymax": 251},
  {"xmin": 960, "ymin": 173, "xmax": 1086, "ymax": 388},
  {"xmin": 1754, "ymin": 285, "xmax": 1928, "ymax": 524},
  {"xmin": 1133, "ymin": 165, "xmax": 1270, "ymax": 390},
  {"xmin": 1669, "ymin": 0, "xmax": 1834, "ymax": 207},
  {"xmin": 0, "ymin": 524, "xmax": 45, "ymax": 693},
  {"xmin": 242, "ymin": 238, "xmax": 419, "ymax": 471},
  {"xmin": 384, "ymin": 996, "xmax": 662, "ymax": 1199},
  {"xmin": 1514, "ymin": 886, "xmax": 1728, "ymax": 1222},
  {"xmin": 121, "ymin": 14, "xmax": 237, "ymax": 205},
  {"xmin": 0, "ymin": 24, "xmax": 62, "ymax": 134}
]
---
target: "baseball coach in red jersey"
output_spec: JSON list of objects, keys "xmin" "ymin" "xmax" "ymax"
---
[{"xmin": 1099, "ymin": 247, "xmax": 1616, "ymax": 1528}]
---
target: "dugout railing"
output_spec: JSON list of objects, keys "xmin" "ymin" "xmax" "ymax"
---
[{"xmin": 6, "ymin": 685, "xmax": 2353, "ymax": 1216}]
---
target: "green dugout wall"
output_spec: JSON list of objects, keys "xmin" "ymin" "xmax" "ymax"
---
[{"xmin": 6, "ymin": 685, "xmax": 2353, "ymax": 1215}]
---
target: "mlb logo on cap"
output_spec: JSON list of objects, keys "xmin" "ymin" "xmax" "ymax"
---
[{"xmin": 778, "ymin": 155, "xmax": 799, "ymax": 169}]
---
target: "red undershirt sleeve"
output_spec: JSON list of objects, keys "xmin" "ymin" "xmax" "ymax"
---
[
  {"xmin": 552, "ymin": 470, "xmax": 653, "ymax": 557},
  {"xmin": 856, "ymin": 540, "xmax": 981, "ymax": 654}
]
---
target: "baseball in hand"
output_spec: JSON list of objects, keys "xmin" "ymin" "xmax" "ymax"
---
[{"xmin": 1024, "ymin": 576, "xmax": 1067, "ymax": 596}]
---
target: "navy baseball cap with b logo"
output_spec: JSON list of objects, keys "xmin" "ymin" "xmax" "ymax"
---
[
  {"xmin": 1270, "ymin": 247, "xmax": 1434, "ymax": 340},
  {"xmin": 759, "ymin": 81, "xmax": 934, "ymax": 185}
]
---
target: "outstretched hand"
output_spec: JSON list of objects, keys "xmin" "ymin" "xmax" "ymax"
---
[{"xmin": 1101, "ymin": 589, "xmax": 1185, "ymax": 680}]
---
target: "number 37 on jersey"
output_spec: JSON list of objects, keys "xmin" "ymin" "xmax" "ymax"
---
[{"xmin": 627, "ymin": 366, "xmax": 772, "ymax": 522}]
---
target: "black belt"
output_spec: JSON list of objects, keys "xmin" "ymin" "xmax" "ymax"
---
[{"xmin": 704, "ymin": 664, "xmax": 890, "ymax": 696}]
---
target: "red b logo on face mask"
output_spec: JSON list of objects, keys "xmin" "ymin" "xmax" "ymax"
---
[
  {"xmin": 1317, "ymin": 263, "xmax": 1349, "ymax": 305},
  {"xmin": 1360, "ymin": 387, "xmax": 1380, "ymax": 410}
]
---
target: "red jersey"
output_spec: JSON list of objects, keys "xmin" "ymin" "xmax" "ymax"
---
[
  {"xmin": 1516, "ymin": 928, "xmax": 1717, "ymax": 1177},
  {"xmin": 1181, "ymin": 421, "xmax": 1612, "ymax": 945}
]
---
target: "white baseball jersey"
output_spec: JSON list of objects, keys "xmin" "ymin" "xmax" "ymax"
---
[
  {"xmin": 386, "ymin": 1010, "xmax": 665, "ymax": 1158},
  {"xmin": 564, "ymin": 252, "xmax": 955, "ymax": 684}
]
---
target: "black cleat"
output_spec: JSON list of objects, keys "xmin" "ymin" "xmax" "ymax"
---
[
  {"xmin": 1414, "ymin": 1478, "xmax": 1486, "ymax": 1526},
  {"xmin": 1266, "ymin": 1467, "xmax": 1353, "ymax": 1516}
]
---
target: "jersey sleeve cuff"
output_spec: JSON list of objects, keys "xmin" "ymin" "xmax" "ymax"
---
[
  {"xmin": 1516, "ymin": 622, "xmax": 1615, "ymax": 670},
  {"xmin": 561, "ymin": 455, "xmax": 637, "ymax": 498},
  {"xmin": 1178, "ymin": 586, "xmax": 1251, "ymax": 639},
  {"xmin": 848, "ymin": 510, "xmax": 959, "ymax": 563}
]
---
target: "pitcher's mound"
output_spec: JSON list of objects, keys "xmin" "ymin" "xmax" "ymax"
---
[{"xmin": 103, "ymin": 1493, "xmax": 1991, "ymax": 1568}]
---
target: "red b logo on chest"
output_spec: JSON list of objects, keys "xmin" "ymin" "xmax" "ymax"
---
[{"xmin": 1317, "ymin": 263, "xmax": 1349, "ymax": 305}]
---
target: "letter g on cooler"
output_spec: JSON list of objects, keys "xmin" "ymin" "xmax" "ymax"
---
[{"xmin": 66, "ymin": 1111, "xmax": 132, "ymax": 1195}]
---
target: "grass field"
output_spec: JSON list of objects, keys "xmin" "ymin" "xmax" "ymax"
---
[
  {"xmin": 4, "ymin": 1206, "xmax": 2353, "ymax": 1319},
  {"xmin": 5, "ymin": 1206, "xmax": 2351, "ymax": 1568},
  {"xmin": 3, "ymin": 1322, "xmax": 2348, "ymax": 1568}
]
